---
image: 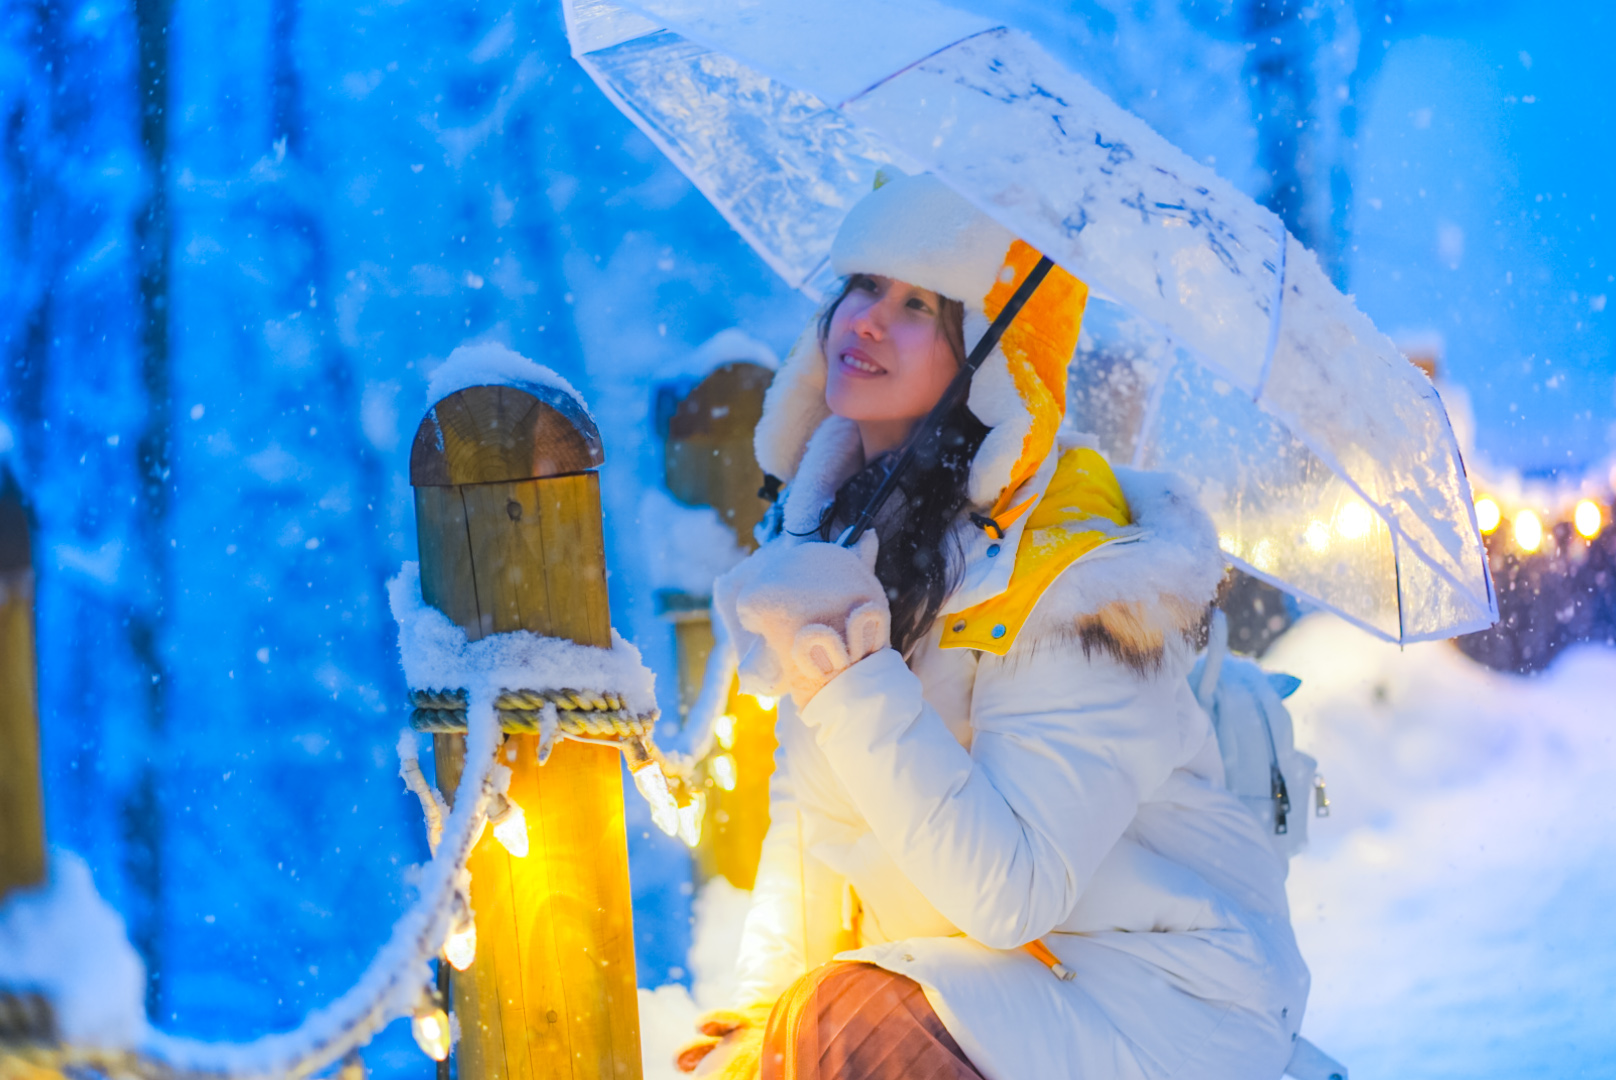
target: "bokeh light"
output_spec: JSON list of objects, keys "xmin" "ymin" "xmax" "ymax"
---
[{"xmin": 1513, "ymin": 510, "xmax": 1544, "ymax": 553}]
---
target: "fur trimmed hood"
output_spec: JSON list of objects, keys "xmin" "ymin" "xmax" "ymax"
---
[{"xmin": 754, "ymin": 172, "xmax": 1090, "ymax": 514}]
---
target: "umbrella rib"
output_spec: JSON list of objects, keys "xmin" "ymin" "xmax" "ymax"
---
[
  {"xmin": 834, "ymin": 25, "xmax": 1007, "ymax": 109},
  {"xmin": 1254, "ymin": 218, "xmax": 1288, "ymax": 402}
]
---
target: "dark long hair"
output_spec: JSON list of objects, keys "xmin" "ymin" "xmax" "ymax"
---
[{"xmin": 810, "ymin": 278, "xmax": 990, "ymax": 655}]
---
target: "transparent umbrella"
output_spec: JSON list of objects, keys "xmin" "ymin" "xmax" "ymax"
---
[{"xmin": 564, "ymin": 0, "xmax": 1496, "ymax": 643}]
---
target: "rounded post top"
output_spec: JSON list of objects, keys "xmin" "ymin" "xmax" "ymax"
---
[{"xmin": 411, "ymin": 382, "xmax": 604, "ymax": 486}]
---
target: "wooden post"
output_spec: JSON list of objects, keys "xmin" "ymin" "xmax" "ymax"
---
[
  {"xmin": 0, "ymin": 470, "xmax": 44, "ymax": 902},
  {"xmin": 657, "ymin": 362, "xmax": 778, "ymax": 891},
  {"xmin": 410, "ymin": 382, "xmax": 641, "ymax": 1080}
]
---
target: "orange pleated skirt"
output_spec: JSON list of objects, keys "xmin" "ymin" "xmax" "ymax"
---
[{"xmin": 759, "ymin": 961, "xmax": 985, "ymax": 1080}]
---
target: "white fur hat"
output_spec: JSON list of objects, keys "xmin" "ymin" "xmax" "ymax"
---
[{"xmin": 754, "ymin": 173, "xmax": 1089, "ymax": 514}]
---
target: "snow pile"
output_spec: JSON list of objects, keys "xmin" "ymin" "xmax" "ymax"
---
[
  {"xmin": 638, "ymin": 877, "xmax": 754, "ymax": 1078},
  {"xmin": 424, "ymin": 342, "xmax": 588, "ymax": 414},
  {"xmin": 0, "ymin": 851, "xmax": 146, "ymax": 1048},
  {"xmin": 638, "ymin": 490, "xmax": 749, "ymax": 596},
  {"xmin": 1272, "ymin": 616, "xmax": 1616, "ymax": 1075},
  {"xmin": 388, "ymin": 562, "xmax": 657, "ymax": 714}
]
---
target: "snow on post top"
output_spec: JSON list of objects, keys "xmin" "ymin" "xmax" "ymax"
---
[{"xmin": 425, "ymin": 342, "xmax": 590, "ymax": 419}]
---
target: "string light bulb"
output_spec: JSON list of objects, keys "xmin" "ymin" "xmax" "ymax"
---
[
  {"xmin": 713, "ymin": 713, "xmax": 737, "ymax": 750},
  {"xmin": 710, "ymin": 753, "xmax": 738, "ymax": 792},
  {"xmin": 677, "ymin": 790, "xmax": 705, "ymax": 848},
  {"xmin": 631, "ymin": 761, "xmax": 681, "ymax": 838},
  {"xmin": 750, "ymin": 695, "xmax": 777, "ymax": 711},
  {"xmin": 443, "ymin": 902, "xmax": 477, "ymax": 972},
  {"xmin": 411, "ymin": 1002, "xmax": 452, "ymax": 1061},
  {"xmin": 487, "ymin": 793, "xmax": 529, "ymax": 858},
  {"xmin": 1474, "ymin": 496, "xmax": 1502, "ymax": 534},
  {"xmin": 1513, "ymin": 509, "xmax": 1544, "ymax": 553},
  {"xmin": 1574, "ymin": 499, "xmax": 1603, "ymax": 539}
]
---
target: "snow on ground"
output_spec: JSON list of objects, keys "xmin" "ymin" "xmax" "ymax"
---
[
  {"xmin": 0, "ymin": 851, "xmax": 146, "ymax": 1047},
  {"xmin": 639, "ymin": 877, "xmax": 753, "ymax": 1079},
  {"xmin": 1273, "ymin": 616, "xmax": 1616, "ymax": 1078}
]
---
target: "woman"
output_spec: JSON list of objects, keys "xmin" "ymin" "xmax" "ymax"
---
[{"xmin": 679, "ymin": 172, "xmax": 1309, "ymax": 1080}]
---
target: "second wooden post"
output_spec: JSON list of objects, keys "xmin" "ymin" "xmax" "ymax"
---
[{"xmin": 411, "ymin": 380, "xmax": 641, "ymax": 1080}]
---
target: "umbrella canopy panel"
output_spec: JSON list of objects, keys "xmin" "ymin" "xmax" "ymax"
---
[{"xmin": 566, "ymin": 0, "xmax": 1496, "ymax": 643}]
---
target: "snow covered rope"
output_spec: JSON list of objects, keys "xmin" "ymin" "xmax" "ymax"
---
[{"xmin": 0, "ymin": 694, "xmax": 503, "ymax": 1080}]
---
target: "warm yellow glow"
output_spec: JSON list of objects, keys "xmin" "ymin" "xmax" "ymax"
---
[
  {"xmin": 1574, "ymin": 499, "xmax": 1603, "ymax": 539},
  {"xmin": 1335, "ymin": 500, "xmax": 1374, "ymax": 540},
  {"xmin": 1474, "ymin": 496, "xmax": 1501, "ymax": 534},
  {"xmin": 750, "ymin": 695, "xmax": 778, "ymax": 712},
  {"xmin": 1217, "ymin": 533, "xmax": 1241, "ymax": 558},
  {"xmin": 713, "ymin": 713, "xmax": 737, "ymax": 750},
  {"xmin": 631, "ymin": 762, "xmax": 681, "ymax": 838},
  {"xmin": 1303, "ymin": 520, "xmax": 1330, "ymax": 553},
  {"xmin": 412, "ymin": 1006, "xmax": 452, "ymax": 1061},
  {"xmin": 1513, "ymin": 509, "xmax": 1544, "ymax": 553},
  {"xmin": 1250, "ymin": 539, "xmax": 1276, "ymax": 572},
  {"xmin": 443, "ymin": 911, "xmax": 477, "ymax": 971},
  {"xmin": 710, "ymin": 753, "xmax": 737, "ymax": 792},
  {"xmin": 678, "ymin": 790, "xmax": 705, "ymax": 848},
  {"xmin": 490, "ymin": 797, "xmax": 529, "ymax": 858}
]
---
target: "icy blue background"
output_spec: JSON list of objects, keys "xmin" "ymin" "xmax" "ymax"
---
[{"xmin": 0, "ymin": 0, "xmax": 1610, "ymax": 1076}]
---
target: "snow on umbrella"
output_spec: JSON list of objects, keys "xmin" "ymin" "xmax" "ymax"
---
[{"xmin": 564, "ymin": 0, "xmax": 1496, "ymax": 643}]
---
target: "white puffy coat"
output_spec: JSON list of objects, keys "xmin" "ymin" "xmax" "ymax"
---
[{"xmin": 720, "ymin": 420, "xmax": 1310, "ymax": 1080}]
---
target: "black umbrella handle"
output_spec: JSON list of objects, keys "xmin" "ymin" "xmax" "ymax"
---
[{"xmin": 837, "ymin": 255, "xmax": 1056, "ymax": 549}]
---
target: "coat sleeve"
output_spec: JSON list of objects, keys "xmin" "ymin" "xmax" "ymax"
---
[
  {"xmin": 730, "ymin": 740, "xmax": 856, "ymax": 1006},
  {"xmin": 797, "ymin": 642, "xmax": 1197, "ymax": 949}
]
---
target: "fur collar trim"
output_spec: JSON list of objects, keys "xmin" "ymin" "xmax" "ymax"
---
[{"xmin": 1016, "ymin": 465, "xmax": 1226, "ymax": 673}]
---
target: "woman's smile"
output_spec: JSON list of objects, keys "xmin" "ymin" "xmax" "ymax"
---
[{"xmin": 838, "ymin": 348, "xmax": 886, "ymax": 377}]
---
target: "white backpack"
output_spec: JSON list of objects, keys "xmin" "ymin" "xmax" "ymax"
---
[
  {"xmin": 1189, "ymin": 611, "xmax": 1346, "ymax": 1080},
  {"xmin": 1190, "ymin": 610, "xmax": 1328, "ymax": 863}
]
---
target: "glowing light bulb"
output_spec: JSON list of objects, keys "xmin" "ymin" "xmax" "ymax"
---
[
  {"xmin": 750, "ymin": 695, "xmax": 778, "ymax": 711},
  {"xmin": 710, "ymin": 753, "xmax": 738, "ymax": 792},
  {"xmin": 1513, "ymin": 509, "xmax": 1543, "ymax": 553},
  {"xmin": 677, "ymin": 790, "xmax": 705, "ymax": 848},
  {"xmin": 1574, "ymin": 499, "xmax": 1603, "ymax": 539},
  {"xmin": 1335, "ymin": 500, "xmax": 1373, "ymax": 540},
  {"xmin": 1474, "ymin": 496, "xmax": 1501, "ymax": 534},
  {"xmin": 632, "ymin": 762, "xmax": 681, "ymax": 837},
  {"xmin": 412, "ymin": 1006, "xmax": 452, "ymax": 1061},
  {"xmin": 1303, "ymin": 520, "xmax": 1330, "ymax": 553},
  {"xmin": 443, "ymin": 909, "xmax": 477, "ymax": 971},
  {"xmin": 488, "ymin": 795, "xmax": 529, "ymax": 858},
  {"xmin": 713, "ymin": 713, "xmax": 737, "ymax": 750}
]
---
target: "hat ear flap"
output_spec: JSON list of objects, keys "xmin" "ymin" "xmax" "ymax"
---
[
  {"xmin": 965, "ymin": 344, "xmax": 1032, "ymax": 507},
  {"xmin": 754, "ymin": 317, "xmax": 833, "ymax": 483}
]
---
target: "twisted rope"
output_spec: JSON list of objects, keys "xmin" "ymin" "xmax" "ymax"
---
[{"xmin": 408, "ymin": 687, "xmax": 657, "ymax": 739}]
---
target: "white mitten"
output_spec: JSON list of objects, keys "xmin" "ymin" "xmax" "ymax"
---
[{"xmin": 730, "ymin": 533, "xmax": 891, "ymax": 707}]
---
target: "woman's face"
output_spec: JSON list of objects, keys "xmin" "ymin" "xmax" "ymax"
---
[{"xmin": 823, "ymin": 274, "xmax": 959, "ymax": 456}]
